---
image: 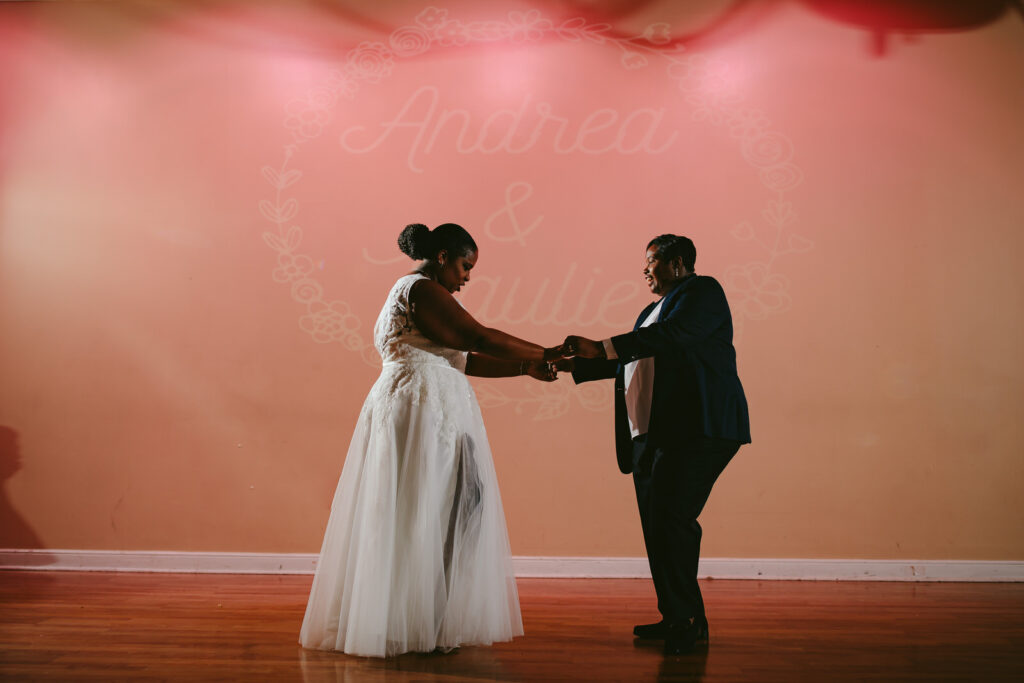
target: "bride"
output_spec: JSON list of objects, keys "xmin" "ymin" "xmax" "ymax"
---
[{"xmin": 299, "ymin": 222, "xmax": 563, "ymax": 657}]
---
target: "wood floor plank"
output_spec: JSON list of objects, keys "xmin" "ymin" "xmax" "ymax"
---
[{"xmin": 1, "ymin": 571, "xmax": 1022, "ymax": 681}]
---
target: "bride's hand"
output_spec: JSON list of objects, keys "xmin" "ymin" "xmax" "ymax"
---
[
  {"xmin": 542, "ymin": 345, "xmax": 566, "ymax": 361},
  {"xmin": 525, "ymin": 360, "xmax": 558, "ymax": 382}
]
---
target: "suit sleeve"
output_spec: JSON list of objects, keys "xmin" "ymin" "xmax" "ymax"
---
[
  {"xmin": 609, "ymin": 278, "xmax": 729, "ymax": 363},
  {"xmin": 571, "ymin": 356, "xmax": 618, "ymax": 384}
]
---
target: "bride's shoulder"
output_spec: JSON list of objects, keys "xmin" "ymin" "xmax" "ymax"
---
[
  {"xmin": 397, "ymin": 272, "xmax": 430, "ymax": 290},
  {"xmin": 398, "ymin": 271, "xmax": 426, "ymax": 281},
  {"xmin": 391, "ymin": 272, "xmax": 434, "ymax": 304},
  {"xmin": 392, "ymin": 272, "xmax": 427, "ymax": 288}
]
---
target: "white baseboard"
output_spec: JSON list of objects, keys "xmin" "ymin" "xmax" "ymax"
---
[
  {"xmin": 1, "ymin": 550, "xmax": 1021, "ymax": 582},
  {"xmin": 0, "ymin": 549, "xmax": 319, "ymax": 575},
  {"xmin": 514, "ymin": 556, "xmax": 1024, "ymax": 581}
]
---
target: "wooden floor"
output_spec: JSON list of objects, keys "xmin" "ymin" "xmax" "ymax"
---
[{"xmin": 1, "ymin": 572, "xmax": 1022, "ymax": 681}]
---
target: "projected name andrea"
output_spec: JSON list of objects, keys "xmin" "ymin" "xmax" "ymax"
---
[{"xmin": 339, "ymin": 85, "xmax": 679, "ymax": 173}]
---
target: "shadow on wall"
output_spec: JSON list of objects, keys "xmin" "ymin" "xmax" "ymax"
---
[
  {"xmin": 798, "ymin": 0, "xmax": 1022, "ymax": 55},
  {"xmin": 0, "ymin": 426, "xmax": 53, "ymax": 564},
  {"xmin": 569, "ymin": 0, "xmax": 1022, "ymax": 57},
  {"xmin": 6, "ymin": 0, "xmax": 1020, "ymax": 61}
]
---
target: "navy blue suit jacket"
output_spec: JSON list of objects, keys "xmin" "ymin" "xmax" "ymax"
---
[{"xmin": 572, "ymin": 274, "xmax": 751, "ymax": 474}]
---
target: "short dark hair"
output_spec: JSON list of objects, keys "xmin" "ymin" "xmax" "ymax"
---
[
  {"xmin": 647, "ymin": 234, "xmax": 696, "ymax": 272},
  {"xmin": 398, "ymin": 223, "xmax": 478, "ymax": 261}
]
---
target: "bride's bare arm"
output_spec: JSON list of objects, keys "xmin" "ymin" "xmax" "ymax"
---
[
  {"xmin": 411, "ymin": 279, "xmax": 559, "ymax": 361},
  {"xmin": 464, "ymin": 354, "xmax": 555, "ymax": 380}
]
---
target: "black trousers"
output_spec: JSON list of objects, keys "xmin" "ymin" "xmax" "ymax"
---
[{"xmin": 632, "ymin": 436, "xmax": 741, "ymax": 624}]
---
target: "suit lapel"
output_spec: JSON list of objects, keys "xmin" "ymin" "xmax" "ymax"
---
[
  {"xmin": 655, "ymin": 275, "xmax": 697, "ymax": 322},
  {"xmin": 634, "ymin": 301, "xmax": 659, "ymax": 331}
]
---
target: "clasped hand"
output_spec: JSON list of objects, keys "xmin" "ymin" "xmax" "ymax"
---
[
  {"xmin": 530, "ymin": 335, "xmax": 604, "ymax": 382},
  {"xmin": 557, "ymin": 335, "xmax": 604, "ymax": 360}
]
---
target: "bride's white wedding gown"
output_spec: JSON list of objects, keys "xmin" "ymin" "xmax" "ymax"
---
[{"xmin": 299, "ymin": 274, "xmax": 523, "ymax": 657}]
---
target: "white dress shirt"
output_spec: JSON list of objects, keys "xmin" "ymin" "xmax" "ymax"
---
[{"xmin": 602, "ymin": 299, "xmax": 664, "ymax": 439}]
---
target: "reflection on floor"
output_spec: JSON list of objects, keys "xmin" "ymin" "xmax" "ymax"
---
[{"xmin": 1, "ymin": 571, "xmax": 1022, "ymax": 681}]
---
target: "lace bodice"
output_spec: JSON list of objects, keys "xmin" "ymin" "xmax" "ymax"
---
[{"xmin": 373, "ymin": 274, "xmax": 468, "ymax": 372}]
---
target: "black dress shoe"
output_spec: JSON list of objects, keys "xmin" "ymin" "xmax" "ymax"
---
[
  {"xmin": 662, "ymin": 617, "xmax": 710, "ymax": 655},
  {"xmin": 634, "ymin": 617, "xmax": 709, "ymax": 643},
  {"xmin": 633, "ymin": 620, "xmax": 668, "ymax": 639}
]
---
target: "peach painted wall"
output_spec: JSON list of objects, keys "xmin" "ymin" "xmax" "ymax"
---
[{"xmin": 2, "ymin": 0, "xmax": 1022, "ymax": 559}]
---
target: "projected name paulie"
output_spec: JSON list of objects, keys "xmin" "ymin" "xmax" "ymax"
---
[
  {"xmin": 462, "ymin": 264, "xmax": 641, "ymax": 328},
  {"xmin": 361, "ymin": 177, "xmax": 644, "ymax": 328},
  {"xmin": 339, "ymin": 85, "xmax": 679, "ymax": 173}
]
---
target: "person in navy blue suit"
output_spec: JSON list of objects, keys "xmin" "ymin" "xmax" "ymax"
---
[{"xmin": 559, "ymin": 234, "xmax": 750, "ymax": 656}]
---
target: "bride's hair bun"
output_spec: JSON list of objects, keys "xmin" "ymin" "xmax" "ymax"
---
[{"xmin": 397, "ymin": 223, "xmax": 432, "ymax": 260}]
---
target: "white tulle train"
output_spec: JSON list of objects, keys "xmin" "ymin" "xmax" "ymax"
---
[{"xmin": 299, "ymin": 275, "xmax": 523, "ymax": 657}]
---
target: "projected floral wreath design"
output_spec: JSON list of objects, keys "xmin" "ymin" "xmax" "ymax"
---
[{"xmin": 259, "ymin": 7, "xmax": 811, "ymax": 420}]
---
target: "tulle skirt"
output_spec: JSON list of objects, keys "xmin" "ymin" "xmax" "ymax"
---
[{"xmin": 299, "ymin": 362, "xmax": 523, "ymax": 657}]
